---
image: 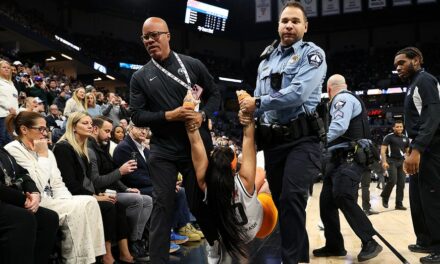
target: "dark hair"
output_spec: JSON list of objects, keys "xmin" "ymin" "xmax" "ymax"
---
[
  {"xmin": 92, "ymin": 115, "xmax": 113, "ymax": 129},
  {"xmin": 206, "ymin": 147, "xmax": 248, "ymax": 258},
  {"xmin": 393, "ymin": 120, "xmax": 403, "ymax": 126},
  {"xmin": 281, "ymin": 1, "xmax": 307, "ymax": 22},
  {"xmin": 395, "ymin": 47, "xmax": 424, "ymax": 65},
  {"xmin": 5, "ymin": 111, "xmax": 43, "ymax": 138},
  {"xmin": 111, "ymin": 125, "xmax": 126, "ymax": 143}
]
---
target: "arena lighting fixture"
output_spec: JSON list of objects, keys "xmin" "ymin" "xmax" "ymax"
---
[
  {"xmin": 106, "ymin": 75, "xmax": 116, "ymax": 80},
  {"xmin": 219, "ymin": 77, "xmax": 242, "ymax": 83},
  {"xmin": 94, "ymin": 62, "xmax": 107, "ymax": 74},
  {"xmin": 94, "ymin": 77, "xmax": 102, "ymax": 81},
  {"xmin": 45, "ymin": 56, "xmax": 56, "ymax": 62},
  {"xmin": 61, "ymin": 53, "xmax": 73, "ymax": 60},
  {"xmin": 54, "ymin": 35, "xmax": 81, "ymax": 51}
]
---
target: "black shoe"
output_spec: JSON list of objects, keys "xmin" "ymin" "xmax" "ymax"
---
[
  {"xmin": 313, "ymin": 246, "xmax": 347, "ymax": 257},
  {"xmin": 409, "ymin": 244, "xmax": 431, "ymax": 253},
  {"xmin": 382, "ymin": 198, "xmax": 389, "ymax": 208},
  {"xmin": 364, "ymin": 209, "xmax": 379, "ymax": 216},
  {"xmin": 421, "ymin": 253, "xmax": 440, "ymax": 264},
  {"xmin": 395, "ymin": 205, "xmax": 407, "ymax": 210},
  {"xmin": 129, "ymin": 240, "xmax": 149, "ymax": 262},
  {"xmin": 358, "ymin": 240, "xmax": 382, "ymax": 262}
]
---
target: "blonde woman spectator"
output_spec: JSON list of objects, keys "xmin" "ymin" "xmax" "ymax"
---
[
  {"xmin": 19, "ymin": 96, "xmax": 36, "ymax": 112},
  {"xmin": 63, "ymin": 87, "xmax": 86, "ymax": 117},
  {"xmin": 53, "ymin": 112, "xmax": 137, "ymax": 264},
  {"xmin": 86, "ymin": 92, "xmax": 102, "ymax": 117},
  {"xmin": 4, "ymin": 111, "xmax": 106, "ymax": 263},
  {"xmin": 0, "ymin": 60, "xmax": 18, "ymax": 146}
]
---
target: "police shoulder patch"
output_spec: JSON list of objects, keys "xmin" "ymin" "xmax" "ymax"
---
[
  {"xmin": 334, "ymin": 100, "xmax": 346, "ymax": 110},
  {"xmin": 307, "ymin": 51, "xmax": 324, "ymax": 68}
]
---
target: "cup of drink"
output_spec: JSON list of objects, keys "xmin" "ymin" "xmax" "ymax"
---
[{"xmin": 104, "ymin": 189, "xmax": 117, "ymax": 198}]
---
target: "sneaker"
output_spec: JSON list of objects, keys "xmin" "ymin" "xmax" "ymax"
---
[
  {"xmin": 409, "ymin": 244, "xmax": 431, "ymax": 253},
  {"xmin": 358, "ymin": 240, "xmax": 382, "ymax": 262},
  {"xmin": 206, "ymin": 240, "xmax": 221, "ymax": 264},
  {"xmin": 364, "ymin": 209, "xmax": 379, "ymax": 216},
  {"xmin": 382, "ymin": 198, "xmax": 389, "ymax": 208},
  {"xmin": 171, "ymin": 231, "xmax": 189, "ymax": 245},
  {"xmin": 169, "ymin": 242, "xmax": 180, "ymax": 254},
  {"xmin": 313, "ymin": 246, "xmax": 347, "ymax": 257},
  {"xmin": 420, "ymin": 253, "xmax": 440, "ymax": 264},
  {"xmin": 188, "ymin": 223, "xmax": 205, "ymax": 238},
  {"xmin": 178, "ymin": 223, "xmax": 201, "ymax": 242},
  {"xmin": 395, "ymin": 205, "xmax": 407, "ymax": 210}
]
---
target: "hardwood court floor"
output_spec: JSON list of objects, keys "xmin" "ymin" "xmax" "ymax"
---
[
  {"xmin": 171, "ymin": 181, "xmax": 422, "ymax": 263},
  {"xmin": 307, "ymin": 181, "xmax": 420, "ymax": 264}
]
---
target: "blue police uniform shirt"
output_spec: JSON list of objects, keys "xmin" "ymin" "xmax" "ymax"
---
[
  {"xmin": 327, "ymin": 91, "xmax": 362, "ymax": 149},
  {"xmin": 254, "ymin": 39, "xmax": 327, "ymax": 125}
]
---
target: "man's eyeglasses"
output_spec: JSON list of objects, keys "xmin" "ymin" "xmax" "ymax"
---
[
  {"xmin": 29, "ymin": 126, "xmax": 48, "ymax": 133},
  {"xmin": 135, "ymin": 127, "xmax": 149, "ymax": 131},
  {"xmin": 140, "ymin": 31, "xmax": 168, "ymax": 41}
]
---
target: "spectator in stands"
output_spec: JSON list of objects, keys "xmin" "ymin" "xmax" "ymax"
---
[
  {"xmin": 45, "ymin": 104, "xmax": 64, "ymax": 129},
  {"xmin": 86, "ymin": 92, "xmax": 102, "ymax": 117},
  {"xmin": 53, "ymin": 90, "xmax": 68, "ymax": 113},
  {"xmin": 119, "ymin": 118, "xmax": 128, "ymax": 130},
  {"xmin": 96, "ymin": 92, "xmax": 105, "ymax": 106},
  {"xmin": 34, "ymin": 97, "xmax": 46, "ymax": 116},
  {"xmin": 102, "ymin": 92, "xmax": 128, "ymax": 126},
  {"xmin": 109, "ymin": 125, "xmax": 125, "ymax": 156},
  {"xmin": 63, "ymin": 87, "xmax": 86, "ymax": 117},
  {"xmin": 0, "ymin": 60, "xmax": 18, "ymax": 146},
  {"xmin": 0, "ymin": 146, "xmax": 59, "ymax": 264},
  {"xmin": 28, "ymin": 76, "xmax": 49, "ymax": 107},
  {"xmin": 4, "ymin": 111, "xmax": 106, "ymax": 263},
  {"xmin": 88, "ymin": 116, "xmax": 152, "ymax": 261},
  {"xmin": 53, "ymin": 112, "xmax": 136, "ymax": 264},
  {"xmin": 18, "ymin": 96, "xmax": 36, "ymax": 113},
  {"xmin": 47, "ymin": 79, "xmax": 59, "ymax": 105}
]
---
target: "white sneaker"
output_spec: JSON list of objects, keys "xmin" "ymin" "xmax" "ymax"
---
[{"xmin": 206, "ymin": 240, "xmax": 221, "ymax": 264}]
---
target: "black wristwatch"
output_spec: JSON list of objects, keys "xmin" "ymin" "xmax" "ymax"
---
[
  {"xmin": 255, "ymin": 97, "xmax": 261, "ymax": 108},
  {"xmin": 200, "ymin": 110, "xmax": 206, "ymax": 122}
]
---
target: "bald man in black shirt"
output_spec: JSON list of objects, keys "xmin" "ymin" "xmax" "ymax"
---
[{"xmin": 130, "ymin": 17, "xmax": 220, "ymax": 263}]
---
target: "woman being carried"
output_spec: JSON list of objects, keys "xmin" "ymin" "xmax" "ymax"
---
[{"xmin": 184, "ymin": 90, "xmax": 278, "ymax": 262}]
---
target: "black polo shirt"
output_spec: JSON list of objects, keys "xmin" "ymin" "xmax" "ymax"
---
[
  {"xmin": 382, "ymin": 133, "xmax": 409, "ymax": 160},
  {"xmin": 130, "ymin": 52, "xmax": 220, "ymax": 159}
]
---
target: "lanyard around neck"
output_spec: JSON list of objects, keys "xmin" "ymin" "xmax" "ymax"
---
[{"xmin": 151, "ymin": 52, "xmax": 192, "ymax": 90}]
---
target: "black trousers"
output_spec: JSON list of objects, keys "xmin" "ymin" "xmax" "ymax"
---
[
  {"xmin": 381, "ymin": 159, "xmax": 405, "ymax": 206},
  {"xmin": 263, "ymin": 137, "xmax": 321, "ymax": 264},
  {"xmin": 0, "ymin": 203, "xmax": 59, "ymax": 264},
  {"xmin": 319, "ymin": 157, "xmax": 376, "ymax": 250},
  {"xmin": 409, "ymin": 137, "xmax": 440, "ymax": 252},
  {"xmin": 98, "ymin": 201, "xmax": 129, "ymax": 242},
  {"xmin": 360, "ymin": 169, "xmax": 372, "ymax": 210},
  {"xmin": 148, "ymin": 155, "xmax": 217, "ymax": 264}
]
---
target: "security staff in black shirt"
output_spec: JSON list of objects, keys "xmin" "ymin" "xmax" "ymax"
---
[
  {"xmin": 130, "ymin": 17, "xmax": 220, "ymax": 263},
  {"xmin": 380, "ymin": 120, "xmax": 409, "ymax": 210},
  {"xmin": 394, "ymin": 47, "xmax": 440, "ymax": 264},
  {"xmin": 313, "ymin": 74, "xmax": 382, "ymax": 262}
]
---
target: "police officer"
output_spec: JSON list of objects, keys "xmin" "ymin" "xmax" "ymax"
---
[
  {"xmin": 380, "ymin": 120, "xmax": 409, "ymax": 210},
  {"xmin": 313, "ymin": 74, "xmax": 382, "ymax": 262},
  {"xmin": 394, "ymin": 47, "xmax": 440, "ymax": 264},
  {"xmin": 239, "ymin": 2, "xmax": 326, "ymax": 263}
]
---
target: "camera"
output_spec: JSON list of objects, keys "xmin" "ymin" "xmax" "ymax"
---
[{"xmin": 270, "ymin": 73, "xmax": 282, "ymax": 91}]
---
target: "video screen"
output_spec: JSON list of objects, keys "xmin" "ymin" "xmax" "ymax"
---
[{"xmin": 184, "ymin": 0, "xmax": 229, "ymax": 34}]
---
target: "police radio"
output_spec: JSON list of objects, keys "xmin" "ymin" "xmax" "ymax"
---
[{"xmin": 260, "ymin": 39, "xmax": 278, "ymax": 61}]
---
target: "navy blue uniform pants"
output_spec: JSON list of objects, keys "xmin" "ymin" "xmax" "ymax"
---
[
  {"xmin": 409, "ymin": 136, "xmax": 440, "ymax": 252},
  {"xmin": 319, "ymin": 156, "xmax": 376, "ymax": 250},
  {"xmin": 147, "ymin": 155, "xmax": 217, "ymax": 264},
  {"xmin": 264, "ymin": 137, "xmax": 321, "ymax": 264}
]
